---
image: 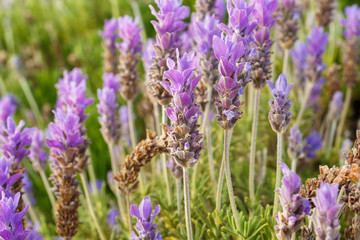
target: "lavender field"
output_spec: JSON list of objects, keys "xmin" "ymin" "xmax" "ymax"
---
[{"xmin": 0, "ymin": 0, "xmax": 360, "ymax": 239}]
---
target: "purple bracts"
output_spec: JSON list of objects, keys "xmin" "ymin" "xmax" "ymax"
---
[
  {"xmin": 341, "ymin": 5, "xmax": 360, "ymax": 41},
  {"xmin": 291, "ymin": 42, "xmax": 307, "ymax": 89},
  {"xmin": 268, "ymin": 74, "xmax": 293, "ymax": 134},
  {"xmin": 56, "ymin": 68, "xmax": 94, "ymax": 125},
  {"xmin": 312, "ymin": 182, "xmax": 341, "ymax": 240},
  {"xmin": 29, "ymin": 129, "xmax": 48, "ymax": 172},
  {"xmin": 117, "ymin": 16, "xmax": 142, "ymax": 55},
  {"xmin": 0, "ymin": 117, "xmax": 33, "ymax": 166},
  {"xmin": 275, "ymin": 163, "xmax": 310, "ymax": 240},
  {"xmin": 0, "ymin": 192, "xmax": 31, "ymax": 240},
  {"xmin": 0, "ymin": 95, "xmax": 17, "ymax": 123},
  {"xmin": 303, "ymin": 131, "xmax": 322, "ymax": 159},
  {"xmin": 192, "ymin": 15, "xmax": 221, "ymax": 56},
  {"xmin": 0, "ymin": 157, "xmax": 22, "ymax": 198},
  {"xmin": 213, "ymin": 34, "xmax": 247, "ymax": 129},
  {"xmin": 103, "ymin": 73, "xmax": 121, "ymax": 93},
  {"xmin": 46, "ymin": 109, "xmax": 83, "ymax": 156},
  {"xmin": 130, "ymin": 196, "xmax": 162, "ymax": 240},
  {"xmin": 288, "ymin": 125, "xmax": 303, "ymax": 160},
  {"xmin": 100, "ymin": 19, "xmax": 118, "ymax": 50},
  {"xmin": 163, "ymin": 51, "xmax": 203, "ymax": 168}
]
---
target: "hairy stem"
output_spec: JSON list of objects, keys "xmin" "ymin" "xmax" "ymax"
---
[
  {"xmin": 125, "ymin": 194, "xmax": 133, "ymax": 233},
  {"xmin": 39, "ymin": 170, "xmax": 57, "ymax": 219},
  {"xmin": 282, "ymin": 49, "xmax": 289, "ymax": 77},
  {"xmin": 207, "ymin": 124, "xmax": 217, "ymax": 197},
  {"xmin": 80, "ymin": 173, "xmax": 106, "ymax": 240},
  {"xmin": 335, "ymin": 87, "xmax": 352, "ymax": 148},
  {"xmin": 224, "ymin": 129, "xmax": 241, "ymax": 230},
  {"xmin": 216, "ymin": 151, "xmax": 225, "ymax": 212},
  {"xmin": 249, "ymin": 89, "xmax": 260, "ymax": 203},
  {"xmin": 183, "ymin": 167, "xmax": 193, "ymax": 240},
  {"xmin": 291, "ymin": 157, "xmax": 298, "ymax": 173},
  {"xmin": 161, "ymin": 106, "xmax": 172, "ymax": 205},
  {"xmin": 273, "ymin": 133, "xmax": 283, "ymax": 217},
  {"xmin": 176, "ymin": 178, "xmax": 184, "ymax": 234}
]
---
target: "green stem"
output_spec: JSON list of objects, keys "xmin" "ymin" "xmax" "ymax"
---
[
  {"xmin": 295, "ymin": 81, "xmax": 313, "ymax": 126},
  {"xmin": 291, "ymin": 157, "xmax": 298, "ymax": 173},
  {"xmin": 282, "ymin": 49, "xmax": 289, "ymax": 77},
  {"xmin": 216, "ymin": 150, "xmax": 225, "ymax": 212},
  {"xmin": 127, "ymin": 100, "xmax": 137, "ymax": 149},
  {"xmin": 39, "ymin": 170, "xmax": 57, "ymax": 219},
  {"xmin": 128, "ymin": 0, "xmax": 147, "ymax": 42},
  {"xmin": 126, "ymin": 194, "xmax": 133, "ymax": 233},
  {"xmin": 176, "ymin": 178, "xmax": 184, "ymax": 234},
  {"xmin": 249, "ymin": 89, "xmax": 260, "ymax": 203},
  {"xmin": 80, "ymin": 173, "xmax": 106, "ymax": 240},
  {"xmin": 327, "ymin": 120, "xmax": 337, "ymax": 149},
  {"xmin": 161, "ymin": 107, "xmax": 172, "ymax": 205},
  {"xmin": 109, "ymin": 0, "xmax": 119, "ymax": 17},
  {"xmin": 183, "ymin": 167, "xmax": 193, "ymax": 240},
  {"xmin": 335, "ymin": 87, "xmax": 352, "ymax": 148},
  {"xmin": 23, "ymin": 194, "xmax": 40, "ymax": 224},
  {"xmin": 224, "ymin": 129, "xmax": 241, "ymax": 230},
  {"xmin": 17, "ymin": 75, "xmax": 44, "ymax": 126},
  {"xmin": 273, "ymin": 133, "xmax": 283, "ymax": 217},
  {"xmin": 207, "ymin": 124, "xmax": 217, "ymax": 198}
]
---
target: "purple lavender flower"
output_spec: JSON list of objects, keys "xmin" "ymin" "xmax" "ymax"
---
[
  {"xmin": 0, "ymin": 95, "xmax": 17, "ymax": 122},
  {"xmin": 328, "ymin": 91, "xmax": 343, "ymax": 120},
  {"xmin": 0, "ymin": 156, "xmax": 22, "ymax": 198},
  {"xmin": 192, "ymin": 15, "xmax": 221, "ymax": 56},
  {"xmin": 130, "ymin": 196, "xmax": 162, "ymax": 240},
  {"xmin": 143, "ymin": 39, "xmax": 156, "ymax": 73},
  {"xmin": 119, "ymin": 106, "xmax": 131, "ymax": 145},
  {"xmin": 288, "ymin": 125, "xmax": 303, "ymax": 160},
  {"xmin": 148, "ymin": 0, "xmax": 190, "ymax": 105},
  {"xmin": 276, "ymin": 0, "xmax": 299, "ymax": 49},
  {"xmin": 0, "ymin": 192, "xmax": 31, "ymax": 240},
  {"xmin": 274, "ymin": 163, "xmax": 310, "ymax": 239},
  {"xmin": 56, "ymin": 68, "xmax": 94, "ymax": 125},
  {"xmin": 100, "ymin": 19, "xmax": 118, "ymax": 50},
  {"xmin": 101, "ymin": 18, "xmax": 119, "ymax": 74},
  {"xmin": 117, "ymin": 16, "xmax": 142, "ymax": 54},
  {"xmin": 291, "ymin": 42, "xmax": 307, "ymax": 89},
  {"xmin": 103, "ymin": 73, "xmax": 121, "ymax": 93},
  {"xmin": 162, "ymin": 51, "xmax": 203, "ymax": 168},
  {"xmin": 0, "ymin": 117, "xmax": 33, "ymax": 166},
  {"xmin": 27, "ymin": 222, "xmax": 44, "ymax": 240},
  {"xmin": 212, "ymin": 34, "xmax": 247, "ymax": 129},
  {"xmin": 23, "ymin": 172, "xmax": 36, "ymax": 205},
  {"xmin": 166, "ymin": 159, "xmax": 183, "ymax": 179},
  {"xmin": 268, "ymin": 74, "xmax": 293, "ymax": 134},
  {"xmin": 194, "ymin": 0, "xmax": 225, "ymax": 21},
  {"xmin": 303, "ymin": 131, "xmax": 322, "ymax": 159},
  {"xmin": 304, "ymin": 27, "xmax": 328, "ymax": 83},
  {"xmin": 107, "ymin": 208, "xmax": 119, "ymax": 228},
  {"xmin": 46, "ymin": 109, "xmax": 83, "ymax": 157},
  {"xmin": 29, "ymin": 129, "xmax": 48, "ymax": 172},
  {"xmin": 312, "ymin": 182, "xmax": 341, "ymax": 240},
  {"xmin": 341, "ymin": 5, "xmax": 360, "ymax": 41},
  {"xmin": 307, "ymin": 77, "xmax": 325, "ymax": 111},
  {"xmin": 97, "ymin": 87, "xmax": 120, "ymax": 144}
]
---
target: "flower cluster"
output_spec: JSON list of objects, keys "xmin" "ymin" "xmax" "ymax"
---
[
  {"xmin": 276, "ymin": 0, "xmax": 298, "ymax": 49},
  {"xmin": 268, "ymin": 74, "xmax": 293, "ymax": 134},
  {"xmin": 100, "ymin": 18, "xmax": 119, "ymax": 74},
  {"xmin": 148, "ymin": 0, "xmax": 190, "ymax": 105},
  {"xmin": 47, "ymin": 109, "xmax": 83, "ymax": 238},
  {"xmin": 312, "ymin": 182, "xmax": 341, "ymax": 240},
  {"xmin": 194, "ymin": 0, "xmax": 225, "ymax": 21},
  {"xmin": 341, "ymin": 4, "xmax": 360, "ymax": 87},
  {"xmin": 97, "ymin": 73, "xmax": 121, "ymax": 144},
  {"xmin": 251, "ymin": 0, "xmax": 277, "ymax": 89},
  {"xmin": 303, "ymin": 131, "xmax": 322, "ymax": 159},
  {"xmin": 274, "ymin": 163, "xmax": 310, "ymax": 239},
  {"xmin": 29, "ymin": 128, "xmax": 48, "ymax": 172},
  {"xmin": 117, "ymin": 16, "xmax": 142, "ymax": 101},
  {"xmin": 0, "ymin": 156, "xmax": 22, "ymax": 198},
  {"xmin": 0, "ymin": 95, "xmax": 17, "ymax": 122},
  {"xmin": 0, "ymin": 192, "xmax": 32, "ymax": 240},
  {"xmin": 213, "ymin": 35, "xmax": 247, "ymax": 129},
  {"xmin": 327, "ymin": 91, "xmax": 343, "ymax": 120},
  {"xmin": 130, "ymin": 196, "xmax": 162, "ymax": 240},
  {"xmin": 287, "ymin": 125, "xmax": 303, "ymax": 160},
  {"xmin": 163, "ymin": 51, "xmax": 203, "ymax": 168}
]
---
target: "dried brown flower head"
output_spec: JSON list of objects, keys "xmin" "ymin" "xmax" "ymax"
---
[
  {"xmin": 343, "ymin": 37, "xmax": 359, "ymax": 88},
  {"xmin": 316, "ymin": 0, "xmax": 335, "ymax": 28}
]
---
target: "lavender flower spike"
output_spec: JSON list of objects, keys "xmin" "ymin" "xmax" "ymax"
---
[
  {"xmin": 268, "ymin": 74, "xmax": 293, "ymax": 134},
  {"xmin": 0, "ymin": 156, "xmax": 22, "ymax": 198},
  {"xmin": 100, "ymin": 18, "xmax": 119, "ymax": 74},
  {"xmin": 287, "ymin": 125, "xmax": 303, "ymax": 160},
  {"xmin": 29, "ymin": 128, "xmax": 48, "ymax": 172},
  {"xmin": 213, "ymin": 34, "xmax": 247, "ymax": 130},
  {"xmin": 148, "ymin": 0, "xmax": 190, "ymax": 105},
  {"xmin": 117, "ymin": 16, "xmax": 142, "ymax": 101},
  {"xmin": 313, "ymin": 182, "xmax": 341, "ymax": 240},
  {"xmin": 303, "ymin": 131, "xmax": 322, "ymax": 159},
  {"xmin": 328, "ymin": 91, "xmax": 343, "ymax": 120},
  {"xmin": 130, "ymin": 196, "xmax": 162, "ymax": 240},
  {"xmin": 274, "ymin": 163, "xmax": 310, "ymax": 240},
  {"xmin": 163, "ymin": 50, "xmax": 203, "ymax": 168},
  {"xmin": 0, "ymin": 117, "xmax": 33, "ymax": 166},
  {"xmin": 0, "ymin": 192, "xmax": 32, "ymax": 240},
  {"xmin": 0, "ymin": 95, "xmax": 17, "ymax": 122},
  {"xmin": 276, "ymin": 0, "xmax": 299, "ymax": 49}
]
